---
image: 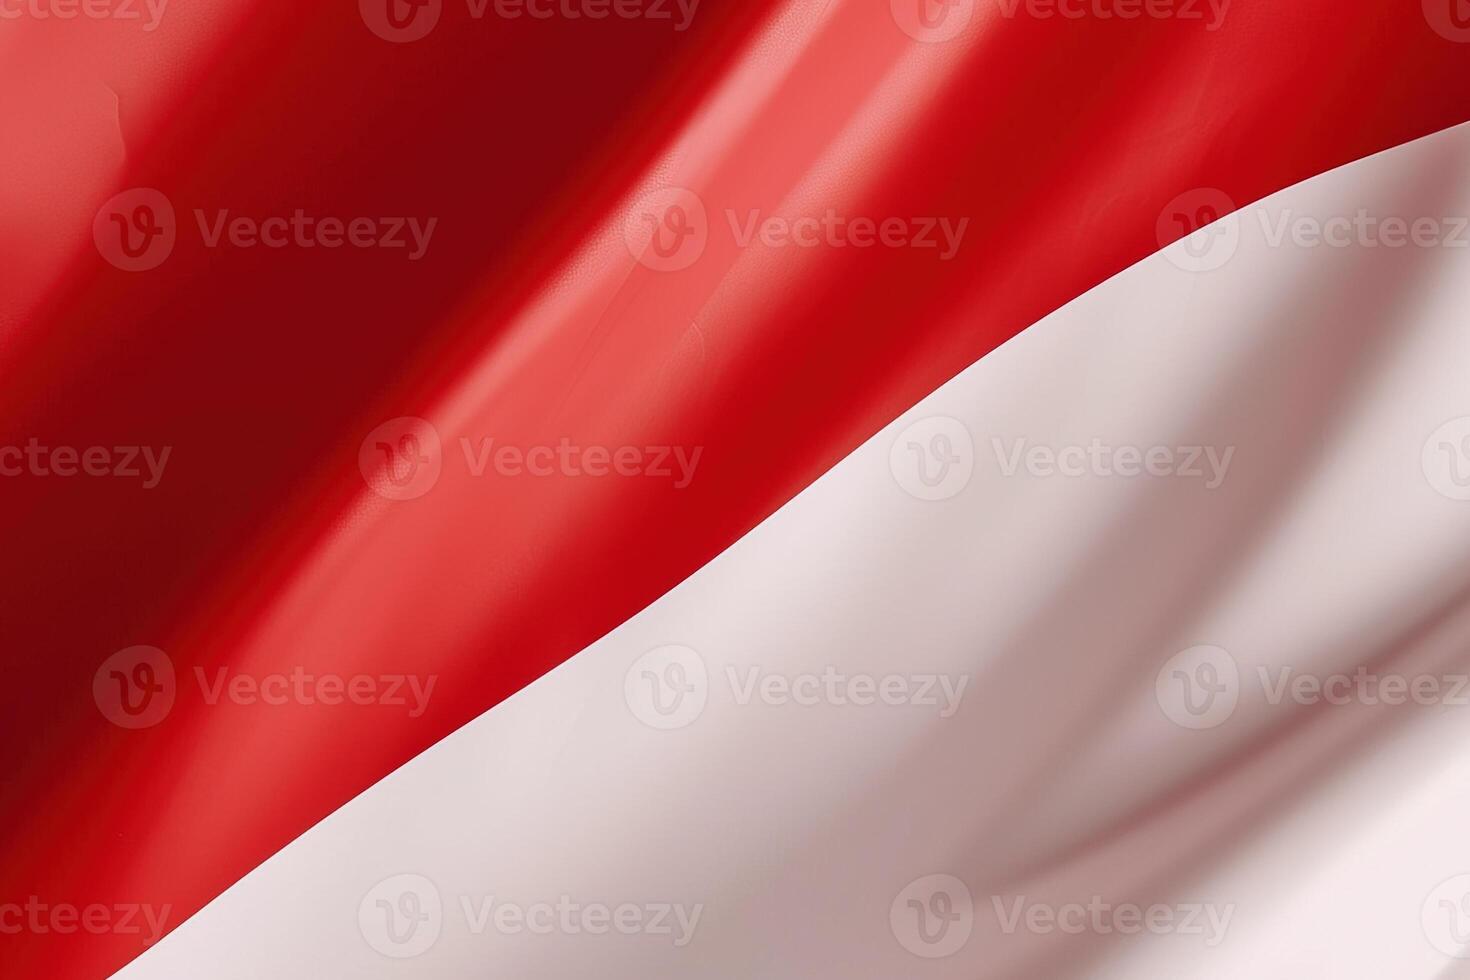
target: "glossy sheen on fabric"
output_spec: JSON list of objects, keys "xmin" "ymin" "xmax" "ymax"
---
[
  {"xmin": 116, "ymin": 120, "xmax": 1470, "ymax": 979},
  {"xmin": 4, "ymin": 1, "xmax": 1470, "ymax": 976}
]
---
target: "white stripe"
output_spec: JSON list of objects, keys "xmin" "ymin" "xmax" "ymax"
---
[{"xmin": 119, "ymin": 120, "xmax": 1470, "ymax": 979}]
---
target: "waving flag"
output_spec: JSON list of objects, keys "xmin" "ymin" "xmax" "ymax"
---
[{"xmin": 4, "ymin": 0, "xmax": 1470, "ymax": 976}]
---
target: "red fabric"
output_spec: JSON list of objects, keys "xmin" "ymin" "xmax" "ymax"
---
[{"xmin": 3, "ymin": 0, "xmax": 1468, "ymax": 975}]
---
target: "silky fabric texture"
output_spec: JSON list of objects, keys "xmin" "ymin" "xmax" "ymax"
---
[
  {"xmin": 119, "ymin": 120, "xmax": 1470, "ymax": 979},
  {"xmin": 3, "ymin": 0, "xmax": 1470, "ymax": 976}
]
